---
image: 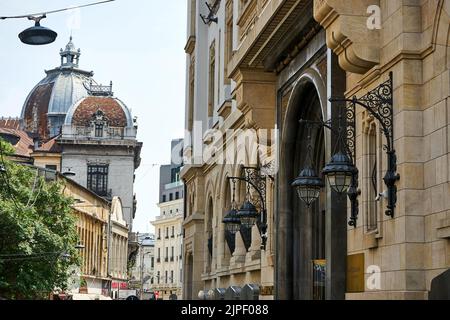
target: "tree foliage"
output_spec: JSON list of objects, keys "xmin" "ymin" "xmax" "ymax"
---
[{"xmin": 0, "ymin": 139, "xmax": 80, "ymax": 299}]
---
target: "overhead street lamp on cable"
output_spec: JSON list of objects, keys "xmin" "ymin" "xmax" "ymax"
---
[{"xmin": 0, "ymin": 0, "xmax": 115, "ymax": 45}]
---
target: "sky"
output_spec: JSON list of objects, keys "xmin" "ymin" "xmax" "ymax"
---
[{"xmin": 0, "ymin": 0, "xmax": 187, "ymax": 233}]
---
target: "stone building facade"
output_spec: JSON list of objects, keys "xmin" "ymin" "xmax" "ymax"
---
[
  {"xmin": 313, "ymin": 0, "xmax": 450, "ymax": 299},
  {"xmin": 182, "ymin": 0, "xmax": 449, "ymax": 300},
  {"xmin": 109, "ymin": 197, "xmax": 129, "ymax": 298},
  {"xmin": 182, "ymin": 0, "xmax": 276, "ymax": 300},
  {"xmin": 151, "ymin": 139, "xmax": 184, "ymax": 300}
]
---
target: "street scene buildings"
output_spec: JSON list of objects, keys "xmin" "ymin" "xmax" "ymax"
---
[
  {"xmin": 0, "ymin": 36, "xmax": 141, "ymax": 300},
  {"xmin": 151, "ymin": 139, "xmax": 184, "ymax": 300},
  {"xmin": 0, "ymin": 0, "xmax": 449, "ymax": 301}
]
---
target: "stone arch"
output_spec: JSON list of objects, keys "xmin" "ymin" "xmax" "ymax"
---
[
  {"xmin": 276, "ymin": 66, "xmax": 347, "ymax": 300},
  {"xmin": 431, "ymin": 0, "xmax": 450, "ymax": 48},
  {"xmin": 218, "ymin": 164, "xmax": 236, "ymax": 265}
]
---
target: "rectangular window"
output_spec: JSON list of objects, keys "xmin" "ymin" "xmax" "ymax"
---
[
  {"xmin": 175, "ymin": 192, "xmax": 179, "ymax": 200},
  {"xmin": 165, "ymin": 227, "xmax": 169, "ymax": 238},
  {"xmin": 171, "ymin": 246, "xmax": 174, "ymax": 258},
  {"xmin": 45, "ymin": 165, "xmax": 57, "ymax": 171},
  {"xmin": 87, "ymin": 164, "xmax": 108, "ymax": 196},
  {"xmin": 171, "ymin": 270, "xmax": 174, "ymax": 284},
  {"xmin": 171, "ymin": 167, "xmax": 181, "ymax": 183},
  {"xmin": 225, "ymin": 1, "xmax": 233, "ymax": 84},
  {"xmin": 157, "ymin": 271, "xmax": 160, "ymax": 284},
  {"xmin": 158, "ymin": 229, "xmax": 161, "ymax": 239},
  {"xmin": 171, "ymin": 226, "xmax": 174, "ymax": 237},
  {"xmin": 162, "ymin": 195, "xmax": 166, "ymax": 202},
  {"xmin": 188, "ymin": 58, "xmax": 195, "ymax": 131},
  {"xmin": 95, "ymin": 124, "xmax": 103, "ymax": 137},
  {"xmin": 165, "ymin": 271, "xmax": 168, "ymax": 284},
  {"xmin": 169, "ymin": 193, "xmax": 173, "ymax": 201},
  {"xmin": 151, "ymin": 257, "xmax": 154, "ymax": 268},
  {"xmin": 208, "ymin": 41, "xmax": 216, "ymax": 119}
]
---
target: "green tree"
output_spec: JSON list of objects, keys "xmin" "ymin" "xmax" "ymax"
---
[{"xmin": 0, "ymin": 139, "xmax": 80, "ymax": 299}]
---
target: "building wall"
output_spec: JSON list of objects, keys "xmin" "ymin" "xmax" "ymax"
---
[
  {"xmin": 313, "ymin": 0, "xmax": 450, "ymax": 299},
  {"xmin": 61, "ymin": 144, "xmax": 136, "ymax": 228},
  {"xmin": 60, "ymin": 174, "xmax": 110, "ymax": 296},
  {"xmin": 32, "ymin": 153, "xmax": 61, "ymax": 171},
  {"xmin": 110, "ymin": 197, "xmax": 129, "ymax": 282},
  {"xmin": 181, "ymin": 0, "xmax": 276, "ymax": 300},
  {"xmin": 151, "ymin": 201, "xmax": 183, "ymax": 300}
]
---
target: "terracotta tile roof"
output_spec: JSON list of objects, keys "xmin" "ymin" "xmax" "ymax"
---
[
  {"xmin": 72, "ymin": 97, "xmax": 127, "ymax": 127},
  {"xmin": 0, "ymin": 117, "xmax": 20, "ymax": 130},
  {"xmin": 0, "ymin": 127, "xmax": 34, "ymax": 157},
  {"xmin": 35, "ymin": 135, "xmax": 62, "ymax": 153},
  {"xmin": 22, "ymin": 83, "xmax": 54, "ymax": 140}
]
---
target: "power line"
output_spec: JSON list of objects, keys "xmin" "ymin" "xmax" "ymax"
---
[{"xmin": 0, "ymin": 0, "xmax": 115, "ymax": 20}]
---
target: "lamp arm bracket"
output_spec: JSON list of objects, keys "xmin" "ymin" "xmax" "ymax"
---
[{"xmin": 227, "ymin": 176, "xmax": 266, "ymax": 213}]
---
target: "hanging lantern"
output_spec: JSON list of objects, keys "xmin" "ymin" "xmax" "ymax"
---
[
  {"xmin": 18, "ymin": 15, "xmax": 57, "ymax": 45},
  {"xmin": 322, "ymin": 151, "xmax": 356, "ymax": 194},
  {"xmin": 238, "ymin": 200, "xmax": 258, "ymax": 229},
  {"xmin": 222, "ymin": 208, "xmax": 241, "ymax": 234},
  {"xmin": 292, "ymin": 167, "xmax": 324, "ymax": 207},
  {"xmin": 223, "ymin": 178, "xmax": 241, "ymax": 234}
]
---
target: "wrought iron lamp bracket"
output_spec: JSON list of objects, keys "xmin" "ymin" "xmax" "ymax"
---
[
  {"xmin": 227, "ymin": 165, "xmax": 268, "ymax": 250},
  {"xmin": 200, "ymin": 1, "xmax": 219, "ymax": 24},
  {"xmin": 329, "ymin": 72, "xmax": 399, "ymax": 219}
]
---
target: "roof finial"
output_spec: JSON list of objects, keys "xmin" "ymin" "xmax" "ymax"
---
[{"xmin": 60, "ymin": 35, "xmax": 80, "ymax": 68}]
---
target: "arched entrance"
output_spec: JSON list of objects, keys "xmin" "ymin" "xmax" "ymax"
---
[{"xmin": 277, "ymin": 67, "xmax": 347, "ymax": 300}]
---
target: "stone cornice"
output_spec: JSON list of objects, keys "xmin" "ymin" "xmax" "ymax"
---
[{"xmin": 313, "ymin": 0, "xmax": 380, "ymax": 74}]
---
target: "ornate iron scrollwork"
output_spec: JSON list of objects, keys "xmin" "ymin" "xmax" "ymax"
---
[
  {"xmin": 227, "ymin": 165, "xmax": 269, "ymax": 250},
  {"xmin": 331, "ymin": 72, "xmax": 399, "ymax": 219}
]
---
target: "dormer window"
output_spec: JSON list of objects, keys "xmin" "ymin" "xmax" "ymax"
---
[
  {"xmin": 95, "ymin": 124, "xmax": 104, "ymax": 137},
  {"xmin": 91, "ymin": 110, "xmax": 108, "ymax": 138}
]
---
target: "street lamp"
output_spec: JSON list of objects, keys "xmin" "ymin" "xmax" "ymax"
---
[
  {"xmin": 18, "ymin": 15, "xmax": 57, "ymax": 45},
  {"xmin": 0, "ymin": 0, "xmax": 115, "ymax": 45},
  {"xmin": 293, "ymin": 72, "xmax": 399, "ymax": 226},
  {"xmin": 292, "ymin": 123, "xmax": 324, "ymax": 207},
  {"xmin": 322, "ymin": 151, "xmax": 357, "ymax": 194},
  {"xmin": 62, "ymin": 168, "xmax": 76, "ymax": 177},
  {"xmin": 222, "ymin": 165, "xmax": 272, "ymax": 250},
  {"xmin": 222, "ymin": 179, "xmax": 241, "ymax": 234}
]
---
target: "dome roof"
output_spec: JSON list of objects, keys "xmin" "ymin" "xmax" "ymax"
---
[
  {"xmin": 65, "ymin": 96, "xmax": 134, "ymax": 127},
  {"xmin": 20, "ymin": 37, "xmax": 95, "ymax": 139}
]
